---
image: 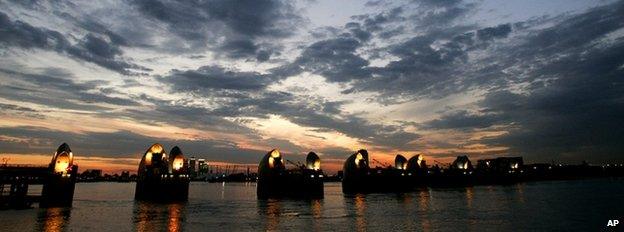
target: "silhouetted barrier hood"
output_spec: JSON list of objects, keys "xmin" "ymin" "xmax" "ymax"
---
[
  {"xmin": 50, "ymin": 143, "xmax": 74, "ymax": 174},
  {"xmin": 343, "ymin": 149, "xmax": 369, "ymax": 174},
  {"xmin": 452, "ymin": 155, "xmax": 473, "ymax": 170},
  {"xmin": 407, "ymin": 154, "xmax": 426, "ymax": 171},
  {"xmin": 169, "ymin": 146, "xmax": 187, "ymax": 174},
  {"xmin": 257, "ymin": 149, "xmax": 325, "ymax": 199},
  {"xmin": 306, "ymin": 152, "xmax": 321, "ymax": 170},
  {"xmin": 395, "ymin": 154, "xmax": 407, "ymax": 170},
  {"xmin": 135, "ymin": 143, "xmax": 190, "ymax": 202},
  {"xmin": 138, "ymin": 143, "xmax": 168, "ymax": 176},
  {"xmin": 258, "ymin": 149, "xmax": 285, "ymax": 176}
]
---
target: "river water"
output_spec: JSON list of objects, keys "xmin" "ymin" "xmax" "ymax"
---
[{"xmin": 1, "ymin": 179, "xmax": 623, "ymax": 231}]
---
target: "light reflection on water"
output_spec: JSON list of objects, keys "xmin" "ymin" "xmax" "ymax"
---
[
  {"xmin": 37, "ymin": 207, "xmax": 71, "ymax": 232},
  {"xmin": 134, "ymin": 201, "xmax": 186, "ymax": 232},
  {"xmin": 257, "ymin": 199, "xmax": 281, "ymax": 231},
  {"xmin": 1, "ymin": 179, "xmax": 623, "ymax": 231}
]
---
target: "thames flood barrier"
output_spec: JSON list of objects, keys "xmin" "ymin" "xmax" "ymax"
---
[
  {"xmin": 342, "ymin": 149, "xmax": 413, "ymax": 194},
  {"xmin": 0, "ymin": 143, "xmax": 78, "ymax": 209},
  {"xmin": 257, "ymin": 149, "xmax": 324, "ymax": 199},
  {"xmin": 40, "ymin": 143, "xmax": 79, "ymax": 207},
  {"xmin": 135, "ymin": 144, "xmax": 190, "ymax": 202},
  {"xmin": 342, "ymin": 149, "xmax": 624, "ymax": 194}
]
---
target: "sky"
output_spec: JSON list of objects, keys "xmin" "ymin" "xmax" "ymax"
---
[{"xmin": 1, "ymin": 0, "xmax": 623, "ymax": 174}]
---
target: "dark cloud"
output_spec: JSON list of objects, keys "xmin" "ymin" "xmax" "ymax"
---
[
  {"xmin": 485, "ymin": 46, "xmax": 624, "ymax": 162},
  {"xmin": 256, "ymin": 50, "xmax": 272, "ymax": 62},
  {"xmin": 204, "ymin": 0, "xmax": 299, "ymax": 37},
  {"xmin": 276, "ymin": 37, "xmax": 372, "ymax": 82},
  {"xmin": 346, "ymin": 23, "xmax": 373, "ymax": 42},
  {"xmin": 277, "ymin": 1, "xmax": 482, "ymax": 100},
  {"xmin": 0, "ymin": 12, "xmax": 146, "ymax": 74},
  {"xmin": 414, "ymin": 0, "xmax": 476, "ymax": 28},
  {"xmin": 365, "ymin": 0, "xmax": 384, "ymax": 7},
  {"xmin": 160, "ymin": 66, "xmax": 274, "ymax": 92},
  {"xmin": 203, "ymin": 91, "xmax": 421, "ymax": 150},
  {"xmin": 154, "ymin": 61, "xmax": 420, "ymax": 150},
  {"xmin": 352, "ymin": 7, "xmax": 405, "ymax": 31},
  {"xmin": 5, "ymin": 0, "xmax": 42, "ymax": 8},
  {"xmin": 60, "ymin": 13, "xmax": 131, "ymax": 47},
  {"xmin": 343, "ymin": 32, "xmax": 472, "ymax": 100},
  {"xmin": 420, "ymin": 110, "xmax": 506, "ymax": 130},
  {"xmin": 349, "ymin": 7, "xmax": 405, "ymax": 40},
  {"xmin": 349, "ymin": 0, "xmax": 473, "ymax": 42},
  {"xmin": 417, "ymin": 0, "xmax": 463, "ymax": 8},
  {"xmin": 1, "ymin": 0, "xmax": 622, "ymax": 166},
  {"xmin": 316, "ymin": 146, "xmax": 356, "ymax": 159},
  {"xmin": 131, "ymin": 0, "xmax": 302, "ymax": 60},
  {"xmin": 0, "ymin": 11, "xmax": 67, "ymax": 50},
  {"xmin": 0, "ymin": 68, "xmax": 140, "ymax": 111},
  {"xmin": 82, "ymin": 34, "xmax": 122, "ymax": 59},
  {"xmin": 418, "ymin": 2, "xmax": 624, "ymax": 162},
  {"xmin": 117, "ymin": 95, "xmax": 260, "ymax": 137},
  {"xmin": 378, "ymin": 26, "xmax": 405, "ymax": 39},
  {"xmin": 510, "ymin": 3, "xmax": 624, "ymax": 66},
  {"xmin": 0, "ymin": 126, "xmax": 266, "ymax": 163},
  {"xmin": 0, "ymin": 103, "xmax": 38, "ymax": 113},
  {"xmin": 217, "ymin": 39, "xmax": 279, "ymax": 61},
  {"xmin": 220, "ymin": 39, "xmax": 258, "ymax": 58},
  {"xmin": 0, "ymin": 103, "xmax": 45, "ymax": 119},
  {"xmin": 476, "ymin": 23, "xmax": 512, "ymax": 41}
]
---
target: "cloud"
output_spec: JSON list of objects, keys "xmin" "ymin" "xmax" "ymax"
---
[
  {"xmin": 350, "ymin": 6, "xmax": 405, "ymax": 38},
  {"xmin": 0, "ymin": 12, "xmax": 146, "ymax": 74},
  {"xmin": 417, "ymin": 1, "xmax": 624, "ymax": 162},
  {"xmin": 420, "ymin": 110, "xmax": 507, "ymax": 130},
  {"xmin": 0, "ymin": 126, "xmax": 267, "ymax": 163},
  {"xmin": 418, "ymin": 0, "xmax": 463, "ymax": 8},
  {"xmin": 0, "ymin": 68, "xmax": 140, "ymax": 111},
  {"xmin": 272, "ymin": 1, "xmax": 482, "ymax": 100},
  {"xmin": 130, "ymin": 0, "xmax": 303, "ymax": 61},
  {"xmin": 0, "ymin": 102, "xmax": 45, "ymax": 119},
  {"xmin": 0, "ymin": 11, "xmax": 66, "ymax": 49},
  {"xmin": 209, "ymin": 91, "xmax": 421, "ymax": 150},
  {"xmin": 345, "ymin": 31, "xmax": 473, "ymax": 100},
  {"xmin": 160, "ymin": 66, "xmax": 274, "ymax": 92},
  {"xmin": 1, "ymin": 0, "xmax": 623, "ymax": 167},
  {"xmin": 276, "ymin": 37, "xmax": 372, "ymax": 82},
  {"xmin": 413, "ymin": 0, "xmax": 477, "ymax": 28},
  {"xmin": 155, "ymin": 62, "xmax": 420, "ymax": 151},
  {"xmin": 476, "ymin": 23, "xmax": 512, "ymax": 41}
]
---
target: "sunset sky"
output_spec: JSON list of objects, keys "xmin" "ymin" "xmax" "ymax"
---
[{"xmin": 1, "ymin": 0, "xmax": 623, "ymax": 174}]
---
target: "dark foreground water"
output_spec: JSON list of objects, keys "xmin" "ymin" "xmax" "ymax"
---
[{"xmin": 1, "ymin": 179, "xmax": 623, "ymax": 231}]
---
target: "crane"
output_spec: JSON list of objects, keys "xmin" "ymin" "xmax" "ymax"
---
[
  {"xmin": 434, "ymin": 160, "xmax": 450, "ymax": 168},
  {"xmin": 286, "ymin": 159, "xmax": 303, "ymax": 168},
  {"xmin": 371, "ymin": 158, "xmax": 390, "ymax": 168}
]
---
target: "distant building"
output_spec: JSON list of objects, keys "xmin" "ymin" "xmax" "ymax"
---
[
  {"xmin": 198, "ymin": 159, "xmax": 208, "ymax": 177},
  {"xmin": 189, "ymin": 157, "xmax": 197, "ymax": 176},
  {"xmin": 119, "ymin": 171, "xmax": 130, "ymax": 182},
  {"xmin": 80, "ymin": 169, "xmax": 103, "ymax": 181}
]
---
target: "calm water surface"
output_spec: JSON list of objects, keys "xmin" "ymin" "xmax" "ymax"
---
[{"xmin": 1, "ymin": 179, "xmax": 623, "ymax": 231}]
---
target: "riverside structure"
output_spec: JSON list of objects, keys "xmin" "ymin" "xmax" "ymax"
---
[
  {"xmin": 0, "ymin": 143, "xmax": 78, "ymax": 209},
  {"xmin": 257, "ymin": 149, "xmax": 324, "ymax": 199},
  {"xmin": 135, "ymin": 144, "xmax": 190, "ymax": 202},
  {"xmin": 342, "ymin": 149, "xmax": 624, "ymax": 193}
]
